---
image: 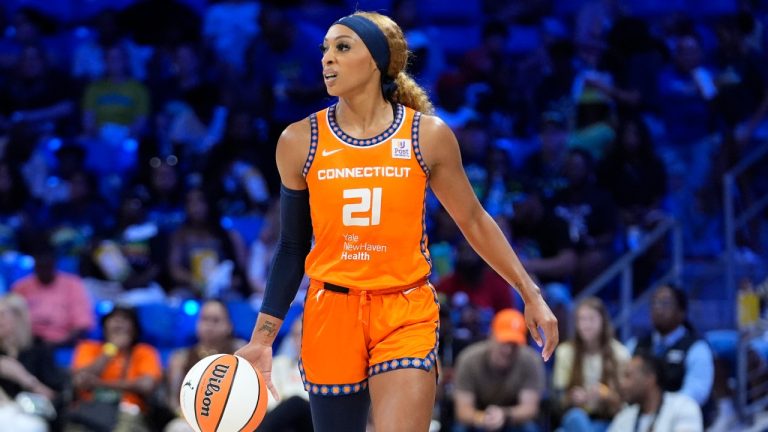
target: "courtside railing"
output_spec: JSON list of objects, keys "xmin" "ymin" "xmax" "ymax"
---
[
  {"xmin": 737, "ymin": 320, "xmax": 768, "ymax": 422},
  {"xmin": 575, "ymin": 217, "xmax": 683, "ymax": 341},
  {"xmin": 723, "ymin": 142, "xmax": 768, "ymax": 327}
]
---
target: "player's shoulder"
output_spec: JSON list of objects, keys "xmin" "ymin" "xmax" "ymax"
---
[
  {"xmin": 412, "ymin": 113, "xmax": 458, "ymax": 167},
  {"xmin": 414, "ymin": 113, "xmax": 455, "ymax": 145},
  {"xmin": 279, "ymin": 117, "xmax": 313, "ymax": 148},
  {"xmin": 415, "ymin": 113, "xmax": 449, "ymax": 134},
  {"xmin": 276, "ymin": 116, "xmax": 316, "ymax": 180}
]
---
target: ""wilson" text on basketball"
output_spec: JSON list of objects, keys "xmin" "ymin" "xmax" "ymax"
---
[{"xmin": 200, "ymin": 364, "xmax": 231, "ymax": 417}]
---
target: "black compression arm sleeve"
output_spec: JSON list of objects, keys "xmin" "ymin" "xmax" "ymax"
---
[{"xmin": 260, "ymin": 185, "xmax": 313, "ymax": 319}]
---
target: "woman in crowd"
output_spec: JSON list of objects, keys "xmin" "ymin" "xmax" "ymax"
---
[
  {"xmin": 0, "ymin": 294, "xmax": 63, "ymax": 431},
  {"xmin": 553, "ymin": 297, "xmax": 629, "ymax": 432},
  {"xmin": 167, "ymin": 187, "xmax": 249, "ymax": 299},
  {"xmin": 164, "ymin": 299, "xmax": 245, "ymax": 432},
  {"xmin": 66, "ymin": 306, "xmax": 162, "ymax": 432}
]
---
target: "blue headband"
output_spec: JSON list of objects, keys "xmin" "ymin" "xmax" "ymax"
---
[{"xmin": 334, "ymin": 15, "xmax": 398, "ymax": 99}]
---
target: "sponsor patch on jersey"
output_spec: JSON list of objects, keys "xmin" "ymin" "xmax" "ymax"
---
[{"xmin": 391, "ymin": 139, "xmax": 412, "ymax": 159}]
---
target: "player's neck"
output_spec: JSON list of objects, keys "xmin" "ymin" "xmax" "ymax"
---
[{"xmin": 336, "ymin": 93, "xmax": 392, "ymax": 134}]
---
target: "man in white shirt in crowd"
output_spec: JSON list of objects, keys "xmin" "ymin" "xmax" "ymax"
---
[{"xmin": 608, "ymin": 353, "xmax": 702, "ymax": 432}]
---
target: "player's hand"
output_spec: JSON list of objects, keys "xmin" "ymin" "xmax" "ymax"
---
[
  {"xmin": 235, "ymin": 342, "xmax": 280, "ymax": 402},
  {"xmin": 524, "ymin": 294, "xmax": 558, "ymax": 361}
]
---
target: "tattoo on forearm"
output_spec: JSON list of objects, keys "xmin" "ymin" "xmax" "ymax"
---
[{"xmin": 257, "ymin": 321, "xmax": 277, "ymax": 338}]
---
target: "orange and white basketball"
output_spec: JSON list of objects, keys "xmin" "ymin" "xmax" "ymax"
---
[{"xmin": 180, "ymin": 354, "xmax": 269, "ymax": 432}]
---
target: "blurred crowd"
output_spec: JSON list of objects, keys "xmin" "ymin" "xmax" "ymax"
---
[{"xmin": 0, "ymin": 0, "xmax": 768, "ymax": 430}]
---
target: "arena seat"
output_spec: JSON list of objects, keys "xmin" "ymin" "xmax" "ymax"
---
[
  {"xmin": 226, "ymin": 300, "xmax": 259, "ymax": 341},
  {"xmin": 136, "ymin": 302, "xmax": 179, "ymax": 348}
]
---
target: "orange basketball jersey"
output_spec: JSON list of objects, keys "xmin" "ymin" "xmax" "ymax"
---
[{"xmin": 303, "ymin": 103, "xmax": 431, "ymax": 291}]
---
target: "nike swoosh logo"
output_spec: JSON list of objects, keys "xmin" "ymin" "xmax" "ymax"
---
[{"xmin": 322, "ymin": 148, "xmax": 343, "ymax": 156}]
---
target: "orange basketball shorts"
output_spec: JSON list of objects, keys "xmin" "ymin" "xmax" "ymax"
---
[{"xmin": 299, "ymin": 278, "xmax": 439, "ymax": 396}]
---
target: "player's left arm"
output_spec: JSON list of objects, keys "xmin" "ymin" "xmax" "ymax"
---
[{"xmin": 419, "ymin": 115, "xmax": 558, "ymax": 360}]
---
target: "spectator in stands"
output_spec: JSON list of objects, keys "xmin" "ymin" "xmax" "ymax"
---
[
  {"xmin": 213, "ymin": 109, "xmax": 276, "ymax": 194},
  {"xmin": 12, "ymin": 239, "xmax": 94, "ymax": 346},
  {"xmin": 167, "ymin": 188, "xmax": 249, "ymax": 298},
  {"xmin": 568, "ymin": 89, "xmax": 616, "ymax": 162},
  {"xmin": 47, "ymin": 169, "xmax": 115, "ymax": 243},
  {"xmin": 202, "ymin": 137, "xmax": 271, "ymax": 217},
  {"xmin": 607, "ymin": 353, "xmax": 702, "ymax": 432},
  {"xmin": 597, "ymin": 116, "xmax": 668, "ymax": 230},
  {"xmin": 81, "ymin": 190, "xmax": 166, "ymax": 305},
  {"xmin": 0, "ymin": 294, "xmax": 63, "ymax": 403},
  {"xmin": 655, "ymin": 33, "xmax": 717, "ymax": 189},
  {"xmin": 483, "ymin": 147, "xmax": 516, "ymax": 219},
  {"xmin": 38, "ymin": 169, "xmax": 113, "ymax": 273},
  {"xmin": 0, "ymin": 7, "xmax": 54, "ymax": 69},
  {"xmin": 23, "ymin": 144, "xmax": 87, "ymax": 209},
  {"xmin": 0, "ymin": 294, "xmax": 55, "ymax": 432},
  {"xmin": 630, "ymin": 285, "xmax": 714, "ymax": 409},
  {"xmin": 510, "ymin": 188, "xmax": 576, "ymax": 286},
  {"xmin": 140, "ymin": 156, "xmax": 186, "ymax": 234},
  {"xmin": 245, "ymin": 5, "xmax": 328, "ymax": 130},
  {"xmin": 509, "ymin": 188, "xmax": 576, "ymax": 337},
  {"xmin": 426, "ymin": 206, "xmax": 463, "ymax": 284},
  {"xmin": 453, "ymin": 309, "xmax": 545, "ymax": 432},
  {"xmin": 258, "ymin": 316, "xmax": 312, "ymax": 432},
  {"xmin": 71, "ymin": 9, "xmax": 147, "ymax": 81},
  {"xmin": 80, "ymin": 43, "xmax": 149, "ymax": 176},
  {"xmin": 0, "ymin": 160, "xmax": 33, "ymax": 254},
  {"xmin": 712, "ymin": 13, "xmax": 768, "ymax": 136},
  {"xmin": 202, "ymin": 0, "xmax": 260, "ymax": 74},
  {"xmin": 155, "ymin": 44, "xmax": 228, "ymax": 161},
  {"xmin": 521, "ymin": 111, "xmax": 569, "ymax": 200},
  {"xmin": 438, "ymin": 237, "xmax": 515, "ymax": 357},
  {"xmin": 82, "ymin": 43, "xmax": 150, "ymax": 138},
  {"xmin": 567, "ymin": 29, "xmax": 623, "ymax": 162},
  {"xmin": 534, "ymin": 40, "xmax": 576, "ymax": 117},
  {"xmin": 455, "ymin": 120, "xmax": 493, "ymax": 202},
  {"xmin": 437, "ymin": 239, "xmax": 515, "ymax": 314},
  {"xmin": 66, "ymin": 306, "xmax": 162, "ymax": 432},
  {"xmin": 0, "ymin": 44, "xmax": 75, "ymax": 139},
  {"xmin": 597, "ymin": 116, "xmax": 668, "ymax": 288},
  {"xmin": 461, "ymin": 21, "xmax": 514, "ymax": 101},
  {"xmin": 570, "ymin": 31, "xmax": 642, "ymax": 113},
  {"xmin": 433, "ymin": 72, "xmax": 476, "ymax": 130},
  {"xmin": 549, "ymin": 149, "xmax": 619, "ymax": 290},
  {"xmin": 247, "ymin": 201, "xmax": 279, "ymax": 303},
  {"xmin": 553, "ymin": 297, "xmax": 629, "ymax": 432},
  {"xmin": 164, "ymin": 299, "xmax": 245, "ymax": 432}
]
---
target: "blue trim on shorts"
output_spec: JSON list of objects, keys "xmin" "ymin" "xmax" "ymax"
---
[
  {"xmin": 299, "ymin": 360, "xmax": 369, "ymax": 396},
  {"xmin": 367, "ymin": 349, "xmax": 438, "ymax": 377}
]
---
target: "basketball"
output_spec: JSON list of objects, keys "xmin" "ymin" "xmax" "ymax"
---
[{"xmin": 179, "ymin": 354, "xmax": 269, "ymax": 432}]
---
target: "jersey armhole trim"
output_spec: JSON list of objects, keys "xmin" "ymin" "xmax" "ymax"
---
[
  {"xmin": 411, "ymin": 111, "xmax": 430, "ymax": 176},
  {"xmin": 302, "ymin": 114, "xmax": 319, "ymax": 177}
]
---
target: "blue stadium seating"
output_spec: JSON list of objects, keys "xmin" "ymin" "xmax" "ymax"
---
[
  {"xmin": 225, "ymin": 300, "xmax": 259, "ymax": 342},
  {"xmin": 136, "ymin": 303, "xmax": 179, "ymax": 348}
]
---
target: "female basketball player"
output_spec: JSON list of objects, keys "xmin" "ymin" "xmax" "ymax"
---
[{"xmin": 236, "ymin": 11, "xmax": 559, "ymax": 432}]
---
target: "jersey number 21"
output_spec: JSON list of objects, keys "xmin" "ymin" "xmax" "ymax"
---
[{"xmin": 343, "ymin": 187, "xmax": 382, "ymax": 226}]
